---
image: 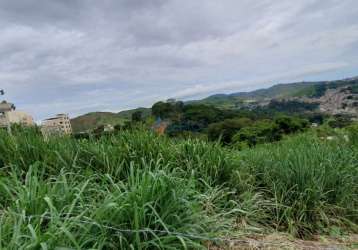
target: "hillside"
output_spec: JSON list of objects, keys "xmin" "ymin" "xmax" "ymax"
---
[
  {"xmin": 71, "ymin": 77, "xmax": 358, "ymax": 132},
  {"xmin": 71, "ymin": 112, "xmax": 126, "ymax": 133},
  {"xmin": 195, "ymin": 77, "xmax": 358, "ymax": 109},
  {"xmin": 117, "ymin": 107, "xmax": 151, "ymax": 120},
  {"xmin": 71, "ymin": 108, "xmax": 151, "ymax": 133}
]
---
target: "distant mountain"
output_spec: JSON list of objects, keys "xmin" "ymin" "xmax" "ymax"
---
[
  {"xmin": 71, "ymin": 76, "xmax": 358, "ymax": 132},
  {"xmin": 194, "ymin": 77, "xmax": 358, "ymax": 109},
  {"xmin": 188, "ymin": 82, "xmax": 322, "ymax": 109}
]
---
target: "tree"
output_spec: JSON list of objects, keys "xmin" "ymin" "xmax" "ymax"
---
[
  {"xmin": 152, "ymin": 101, "xmax": 172, "ymax": 119},
  {"xmin": 306, "ymin": 113, "xmax": 327, "ymax": 124},
  {"xmin": 183, "ymin": 104, "xmax": 223, "ymax": 126},
  {"xmin": 275, "ymin": 116, "xmax": 308, "ymax": 134},
  {"xmin": 268, "ymin": 99, "xmax": 319, "ymax": 113},
  {"xmin": 207, "ymin": 118, "xmax": 251, "ymax": 144},
  {"xmin": 327, "ymin": 115, "xmax": 353, "ymax": 128},
  {"xmin": 131, "ymin": 111, "xmax": 143, "ymax": 122},
  {"xmin": 233, "ymin": 120, "xmax": 281, "ymax": 147},
  {"xmin": 114, "ymin": 124, "xmax": 123, "ymax": 131},
  {"xmin": 151, "ymin": 101, "xmax": 184, "ymax": 120}
]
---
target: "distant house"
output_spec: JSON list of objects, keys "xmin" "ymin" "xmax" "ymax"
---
[
  {"xmin": 103, "ymin": 124, "xmax": 114, "ymax": 132},
  {"xmin": 41, "ymin": 114, "xmax": 72, "ymax": 138},
  {"xmin": 93, "ymin": 124, "xmax": 114, "ymax": 134},
  {"xmin": 0, "ymin": 101, "xmax": 34, "ymax": 128}
]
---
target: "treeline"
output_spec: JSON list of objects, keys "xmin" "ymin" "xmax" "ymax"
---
[
  {"xmin": 74, "ymin": 99, "xmax": 355, "ymax": 149},
  {"xmin": 150, "ymin": 100, "xmax": 313, "ymax": 148}
]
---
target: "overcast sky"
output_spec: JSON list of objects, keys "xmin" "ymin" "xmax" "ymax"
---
[{"xmin": 0, "ymin": 0, "xmax": 357, "ymax": 120}]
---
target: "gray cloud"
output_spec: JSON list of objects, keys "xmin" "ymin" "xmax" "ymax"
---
[{"xmin": 0, "ymin": 0, "xmax": 357, "ymax": 120}]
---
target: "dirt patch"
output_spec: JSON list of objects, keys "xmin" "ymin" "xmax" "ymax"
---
[{"xmin": 207, "ymin": 233, "xmax": 358, "ymax": 250}]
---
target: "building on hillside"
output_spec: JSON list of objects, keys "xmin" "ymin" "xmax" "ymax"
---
[
  {"xmin": 41, "ymin": 114, "xmax": 72, "ymax": 137},
  {"xmin": 93, "ymin": 124, "xmax": 114, "ymax": 134},
  {"xmin": 103, "ymin": 124, "xmax": 114, "ymax": 132},
  {"xmin": 0, "ymin": 111, "xmax": 35, "ymax": 128}
]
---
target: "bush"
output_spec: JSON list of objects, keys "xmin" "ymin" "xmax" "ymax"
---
[
  {"xmin": 275, "ymin": 116, "xmax": 309, "ymax": 134},
  {"xmin": 207, "ymin": 118, "xmax": 251, "ymax": 144},
  {"xmin": 182, "ymin": 104, "xmax": 224, "ymax": 127},
  {"xmin": 232, "ymin": 120, "xmax": 281, "ymax": 147},
  {"xmin": 152, "ymin": 101, "xmax": 183, "ymax": 120},
  {"xmin": 346, "ymin": 123, "xmax": 358, "ymax": 145},
  {"xmin": 131, "ymin": 110, "xmax": 143, "ymax": 122},
  {"xmin": 327, "ymin": 115, "xmax": 353, "ymax": 128}
]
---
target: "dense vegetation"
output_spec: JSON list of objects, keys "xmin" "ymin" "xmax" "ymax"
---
[
  {"xmin": 5, "ymin": 77, "xmax": 357, "ymax": 248},
  {"xmin": 0, "ymin": 125, "xmax": 357, "ymax": 248},
  {"xmin": 71, "ymin": 108, "xmax": 151, "ymax": 133},
  {"xmin": 152, "ymin": 100, "xmax": 312, "ymax": 147},
  {"xmin": 194, "ymin": 78, "xmax": 358, "ymax": 107},
  {"xmin": 70, "ymin": 77, "xmax": 358, "ymax": 134},
  {"xmin": 267, "ymin": 99, "xmax": 319, "ymax": 113},
  {"xmin": 70, "ymin": 112, "xmax": 127, "ymax": 133}
]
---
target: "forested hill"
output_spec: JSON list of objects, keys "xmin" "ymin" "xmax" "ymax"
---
[
  {"xmin": 193, "ymin": 76, "xmax": 358, "ymax": 108},
  {"xmin": 70, "ymin": 76, "xmax": 358, "ymax": 133},
  {"xmin": 71, "ymin": 108, "xmax": 151, "ymax": 133}
]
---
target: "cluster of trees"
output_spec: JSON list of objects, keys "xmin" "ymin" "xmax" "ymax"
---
[
  {"xmin": 267, "ymin": 99, "xmax": 319, "ymax": 113},
  {"xmin": 326, "ymin": 114, "xmax": 354, "ymax": 128},
  {"xmin": 152, "ymin": 101, "xmax": 184, "ymax": 121},
  {"xmin": 151, "ymin": 100, "xmax": 310, "ymax": 148},
  {"xmin": 75, "ymin": 98, "xmax": 355, "ymax": 149},
  {"xmin": 208, "ymin": 115, "xmax": 309, "ymax": 148},
  {"xmin": 164, "ymin": 104, "xmax": 258, "ymax": 137}
]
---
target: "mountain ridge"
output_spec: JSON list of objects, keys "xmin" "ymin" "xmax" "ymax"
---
[{"xmin": 70, "ymin": 76, "xmax": 358, "ymax": 132}]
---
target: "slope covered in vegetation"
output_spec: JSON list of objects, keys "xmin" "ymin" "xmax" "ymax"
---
[
  {"xmin": 0, "ymin": 127, "xmax": 356, "ymax": 249},
  {"xmin": 71, "ymin": 108, "xmax": 151, "ymax": 133},
  {"xmin": 70, "ymin": 77, "xmax": 358, "ymax": 133},
  {"xmin": 199, "ymin": 77, "xmax": 358, "ymax": 105}
]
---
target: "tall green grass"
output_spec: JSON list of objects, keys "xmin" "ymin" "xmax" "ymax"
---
[
  {"xmin": 0, "ymin": 128, "xmax": 356, "ymax": 248},
  {"xmin": 0, "ymin": 129, "xmax": 235, "ymax": 249},
  {"xmin": 238, "ymin": 133, "xmax": 358, "ymax": 236}
]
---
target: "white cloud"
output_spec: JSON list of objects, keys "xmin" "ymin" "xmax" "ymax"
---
[{"xmin": 0, "ymin": 0, "xmax": 357, "ymax": 120}]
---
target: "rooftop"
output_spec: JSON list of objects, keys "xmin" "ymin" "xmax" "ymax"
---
[{"xmin": 44, "ymin": 114, "xmax": 69, "ymax": 121}]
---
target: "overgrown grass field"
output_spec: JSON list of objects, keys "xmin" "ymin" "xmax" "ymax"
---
[{"xmin": 0, "ymin": 128, "xmax": 356, "ymax": 249}]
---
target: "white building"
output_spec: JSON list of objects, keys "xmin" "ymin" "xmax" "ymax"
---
[
  {"xmin": 0, "ymin": 101, "xmax": 34, "ymax": 128},
  {"xmin": 0, "ymin": 111, "xmax": 35, "ymax": 128},
  {"xmin": 41, "ymin": 114, "xmax": 72, "ymax": 137}
]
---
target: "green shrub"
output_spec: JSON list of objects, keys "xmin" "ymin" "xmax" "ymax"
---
[
  {"xmin": 346, "ymin": 123, "xmax": 358, "ymax": 145},
  {"xmin": 327, "ymin": 115, "xmax": 353, "ymax": 128},
  {"xmin": 232, "ymin": 120, "xmax": 281, "ymax": 147},
  {"xmin": 207, "ymin": 118, "xmax": 251, "ymax": 144},
  {"xmin": 274, "ymin": 116, "xmax": 309, "ymax": 134}
]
